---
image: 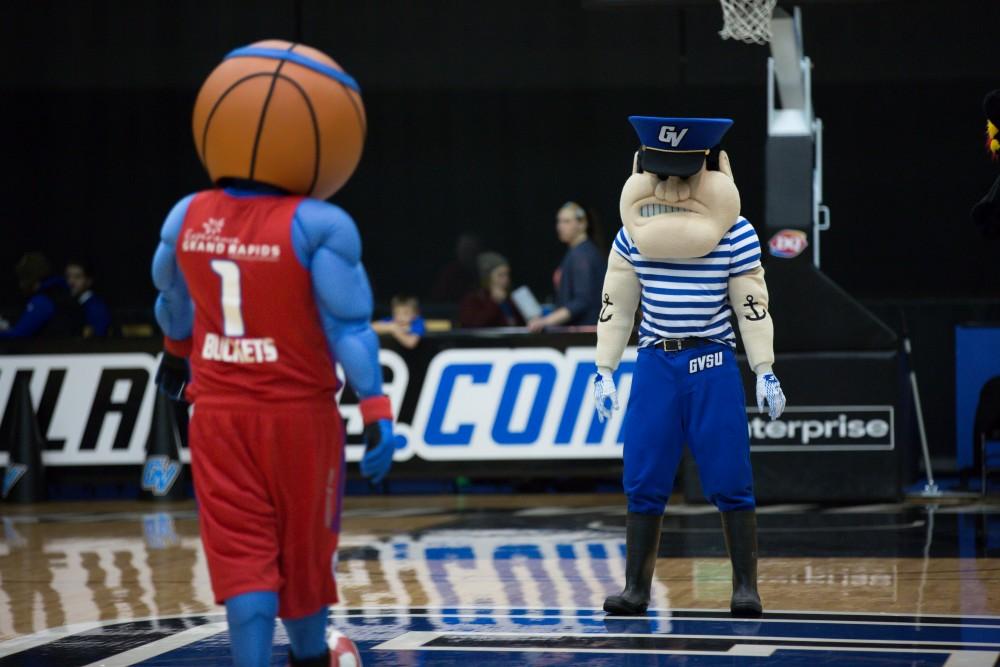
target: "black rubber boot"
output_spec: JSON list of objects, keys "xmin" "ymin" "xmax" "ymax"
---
[
  {"xmin": 287, "ymin": 651, "xmax": 330, "ymax": 666},
  {"xmin": 603, "ymin": 512, "xmax": 662, "ymax": 616},
  {"xmin": 721, "ymin": 510, "xmax": 763, "ymax": 618}
]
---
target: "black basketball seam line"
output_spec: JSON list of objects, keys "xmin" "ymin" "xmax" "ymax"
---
[
  {"xmin": 287, "ymin": 43, "xmax": 365, "ymax": 192},
  {"xmin": 199, "ymin": 72, "xmax": 277, "ymax": 170},
  {"xmin": 285, "ymin": 43, "xmax": 321, "ymax": 195},
  {"xmin": 200, "ymin": 73, "xmax": 345, "ymax": 197},
  {"xmin": 287, "ymin": 41, "xmax": 363, "ymax": 102},
  {"xmin": 201, "ymin": 43, "xmax": 357, "ymax": 196},
  {"xmin": 340, "ymin": 82, "xmax": 367, "ymax": 139},
  {"xmin": 274, "ymin": 73, "xmax": 321, "ymax": 198},
  {"xmin": 247, "ymin": 42, "xmax": 297, "ymax": 181}
]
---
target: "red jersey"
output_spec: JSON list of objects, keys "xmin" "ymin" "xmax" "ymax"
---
[{"xmin": 175, "ymin": 190, "xmax": 338, "ymax": 406}]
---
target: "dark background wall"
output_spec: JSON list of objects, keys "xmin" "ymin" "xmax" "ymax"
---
[
  {"xmin": 1, "ymin": 0, "xmax": 997, "ymax": 466},
  {"xmin": 1, "ymin": 0, "xmax": 997, "ymax": 311}
]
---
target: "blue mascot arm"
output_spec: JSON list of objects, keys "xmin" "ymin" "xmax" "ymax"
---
[
  {"xmin": 292, "ymin": 199, "xmax": 383, "ymax": 399},
  {"xmin": 152, "ymin": 195, "xmax": 196, "ymax": 346},
  {"xmin": 293, "ymin": 199, "xmax": 397, "ymax": 484},
  {"xmin": 151, "ymin": 195, "xmax": 195, "ymax": 399}
]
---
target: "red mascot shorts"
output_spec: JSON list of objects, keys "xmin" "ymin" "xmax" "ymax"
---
[{"xmin": 189, "ymin": 400, "xmax": 344, "ymax": 619}]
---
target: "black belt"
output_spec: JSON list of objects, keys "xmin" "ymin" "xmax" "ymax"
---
[{"xmin": 657, "ymin": 337, "xmax": 714, "ymax": 352}]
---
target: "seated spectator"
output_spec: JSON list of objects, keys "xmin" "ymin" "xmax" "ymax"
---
[
  {"xmin": 66, "ymin": 259, "xmax": 112, "ymax": 337},
  {"xmin": 372, "ymin": 294, "xmax": 425, "ymax": 349},
  {"xmin": 0, "ymin": 252, "xmax": 84, "ymax": 339},
  {"xmin": 458, "ymin": 252, "xmax": 526, "ymax": 328},
  {"xmin": 528, "ymin": 201, "xmax": 606, "ymax": 332}
]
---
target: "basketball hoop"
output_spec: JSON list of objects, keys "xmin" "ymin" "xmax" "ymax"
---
[{"xmin": 718, "ymin": 0, "xmax": 778, "ymax": 45}]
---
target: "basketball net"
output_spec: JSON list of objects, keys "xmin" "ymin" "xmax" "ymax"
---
[{"xmin": 718, "ymin": 0, "xmax": 778, "ymax": 45}]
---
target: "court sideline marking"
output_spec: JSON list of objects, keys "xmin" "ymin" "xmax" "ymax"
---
[{"xmin": 79, "ymin": 622, "xmax": 227, "ymax": 667}]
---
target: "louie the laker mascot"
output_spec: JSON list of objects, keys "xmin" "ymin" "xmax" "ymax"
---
[
  {"xmin": 153, "ymin": 41, "xmax": 393, "ymax": 666},
  {"xmin": 595, "ymin": 117, "xmax": 786, "ymax": 618}
]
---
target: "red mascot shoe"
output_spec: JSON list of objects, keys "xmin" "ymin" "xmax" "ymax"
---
[{"xmin": 329, "ymin": 629, "xmax": 362, "ymax": 667}]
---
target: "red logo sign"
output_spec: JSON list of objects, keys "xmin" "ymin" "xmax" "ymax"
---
[{"xmin": 768, "ymin": 230, "xmax": 809, "ymax": 259}]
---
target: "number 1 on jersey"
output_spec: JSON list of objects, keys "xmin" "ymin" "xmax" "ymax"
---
[{"xmin": 210, "ymin": 259, "xmax": 245, "ymax": 337}]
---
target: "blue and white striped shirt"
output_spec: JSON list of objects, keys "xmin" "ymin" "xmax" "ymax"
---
[{"xmin": 613, "ymin": 217, "xmax": 762, "ymax": 348}]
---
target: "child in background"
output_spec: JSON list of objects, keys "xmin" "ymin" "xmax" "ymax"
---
[
  {"xmin": 372, "ymin": 295, "xmax": 425, "ymax": 349},
  {"xmin": 66, "ymin": 259, "xmax": 112, "ymax": 337}
]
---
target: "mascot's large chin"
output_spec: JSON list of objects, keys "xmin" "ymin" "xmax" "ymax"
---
[
  {"xmin": 625, "ymin": 211, "xmax": 734, "ymax": 258},
  {"xmin": 619, "ymin": 170, "xmax": 741, "ymax": 259}
]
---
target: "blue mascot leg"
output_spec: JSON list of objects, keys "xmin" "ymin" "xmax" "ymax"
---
[
  {"xmin": 685, "ymin": 346, "xmax": 755, "ymax": 511},
  {"xmin": 685, "ymin": 345, "xmax": 762, "ymax": 617},
  {"xmin": 622, "ymin": 348, "xmax": 685, "ymax": 515},
  {"xmin": 225, "ymin": 591, "xmax": 279, "ymax": 667},
  {"xmin": 282, "ymin": 607, "xmax": 329, "ymax": 664},
  {"xmin": 605, "ymin": 348, "xmax": 684, "ymax": 616}
]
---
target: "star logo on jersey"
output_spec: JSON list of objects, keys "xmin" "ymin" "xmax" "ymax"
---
[{"xmin": 202, "ymin": 217, "xmax": 225, "ymax": 237}]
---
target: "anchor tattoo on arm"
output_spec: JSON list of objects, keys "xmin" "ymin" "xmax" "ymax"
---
[
  {"xmin": 599, "ymin": 293, "xmax": 614, "ymax": 323},
  {"xmin": 743, "ymin": 294, "xmax": 767, "ymax": 321}
]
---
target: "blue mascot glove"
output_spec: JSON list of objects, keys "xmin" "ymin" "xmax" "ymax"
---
[
  {"xmin": 755, "ymin": 372, "xmax": 786, "ymax": 420},
  {"xmin": 359, "ymin": 396, "xmax": 398, "ymax": 485},
  {"xmin": 155, "ymin": 350, "xmax": 190, "ymax": 401},
  {"xmin": 361, "ymin": 420, "xmax": 398, "ymax": 485}
]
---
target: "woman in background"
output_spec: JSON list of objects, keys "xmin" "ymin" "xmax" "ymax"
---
[
  {"xmin": 528, "ymin": 201, "xmax": 606, "ymax": 332},
  {"xmin": 458, "ymin": 252, "xmax": 524, "ymax": 328}
]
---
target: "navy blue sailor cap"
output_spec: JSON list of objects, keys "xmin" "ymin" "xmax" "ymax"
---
[{"xmin": 629, "ymin": 116, "xmax": 733, "ymax": 177}]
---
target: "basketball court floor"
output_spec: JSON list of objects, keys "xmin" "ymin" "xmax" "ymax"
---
[{"xmin": 1, "ymin": 494, "xmax": 998, "ymax": 665}]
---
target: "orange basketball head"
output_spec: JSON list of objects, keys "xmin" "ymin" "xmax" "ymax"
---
[{"xmin": 192, "ymin": 40, "xmax": 366, "ymax": 200}]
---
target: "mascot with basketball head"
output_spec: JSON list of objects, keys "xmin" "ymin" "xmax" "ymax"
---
[
  {"xmin": 153, "ymin": 40, "xmax": 387, "ymax": 666},
  {"xmin": 594, "ymin": 116, "xmax": 786, "ymax": 618}
]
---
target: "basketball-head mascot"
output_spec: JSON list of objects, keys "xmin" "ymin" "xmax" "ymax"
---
[
  {"xmin": 972, "ymin": 89, "xmax": 1000, "ymax": 238},
  {"xmin": 153, "ymin": 40, "xmax": 385, "ymax": 666},
  {"xmin": 193, "ymin": 39, "xmax": 365, "ymax": 199},
  {"xmin": 594, "ymin": 116, "xmax": 786, "ymax": 618}
]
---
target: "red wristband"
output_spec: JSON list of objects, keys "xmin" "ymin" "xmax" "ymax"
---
[
  {"xmin": 163, "ymin": 336, "xmax": 193, "ymax": 358},
  {"xmin": 359, "ymin": 395, "xmax": 393, "ymax": 425}
]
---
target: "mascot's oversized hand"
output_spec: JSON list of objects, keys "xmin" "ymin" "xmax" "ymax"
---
[
  {"xmin": 593, "ymin": 367, "xmax": 620, "ymax": 423},
  {"xmin": 155, "ymin": 352, "xmax": 189, "ymax": 401},
  {"xmin": 361, "ymin": 420, "xmax": 402, "ymax": 485},
  {"xmin": 755, "ymin": 372, "xmax": 786, "ymax": 420},
  {"xmin": 359, "ymin": 395, "xmax": 403, "ymax": 485}
]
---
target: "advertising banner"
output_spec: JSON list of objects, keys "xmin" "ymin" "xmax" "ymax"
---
[{"xmin": 0, "ymin": 338, "xmax": 903, "ymax": 485}]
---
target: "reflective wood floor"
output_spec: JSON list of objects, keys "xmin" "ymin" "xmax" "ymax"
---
[{"xmin": 1, "ymin": 494, "xmax": 998, "ymax": 665}]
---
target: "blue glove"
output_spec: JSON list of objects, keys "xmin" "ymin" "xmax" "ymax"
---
[
  {"xmin": 155, "ymin": 351, "xmax": 189, "ymax": 401},
  {"xmin": 361, "ymin": 420, "xmax": 400, "ymax": 485}
]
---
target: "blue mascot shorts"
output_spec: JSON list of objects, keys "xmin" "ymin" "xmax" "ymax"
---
[{"xmin": 622, "ymin": 342, "xmax": 755, "ymax": 515}]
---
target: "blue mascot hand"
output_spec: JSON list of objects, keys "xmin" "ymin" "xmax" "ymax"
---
[
  {"xmin": 155, "ymin": 351, "xmax": 190, "ymax": 401},
  {"xmin": 361, "ymin": 420, "xmax": 398, "ymax": 485}
]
